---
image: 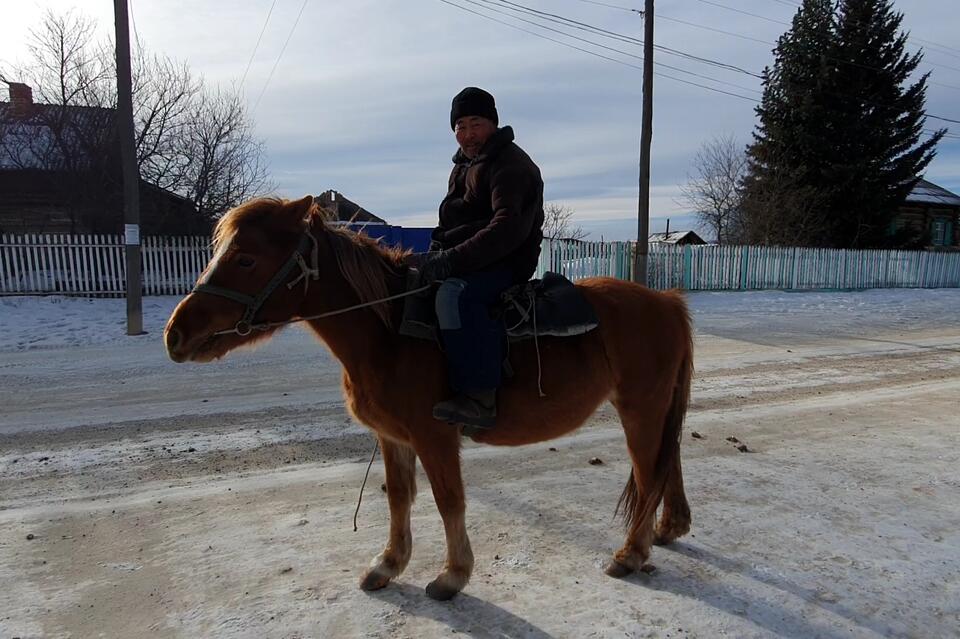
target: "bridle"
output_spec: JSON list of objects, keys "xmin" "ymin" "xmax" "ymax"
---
[
  {"xmin": 193, "ymin": 232, "xmax": 321, "ymax": 336},
  {"xmin": 193, "ymin": 229, "xmax": 430, "ymax": 337}
]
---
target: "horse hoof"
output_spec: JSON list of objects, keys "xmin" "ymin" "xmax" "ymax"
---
[
  {"xmin": 360, "ymin": 569, "xmax": 391, "ymax": 591},
  {"xmin": 640, "ymin": 563, "xmax": 657, "ymax": 574},
  {"xmin": 653, "ymin": 534, "xmax": 671, "ymax": 546},
  {"xmin": 425, "ymin": 579, "xmax": 460, "ymax": 601},
  {"xmin": 604, "ymin": 560, "xmax": 634, "ymax": 578}
]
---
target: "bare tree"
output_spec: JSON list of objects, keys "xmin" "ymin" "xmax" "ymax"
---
[
  {"xmin": 542, "ymin": 203, "xmax": 587, "ymax": 241},
  {"xmin": 181, "ymin": 89, "xmax": 271, "ymax": 222},
  {"xmin": 738, "ymin": 168, "xmax": 827, "ymax": 246},
  {"xmin": 1, "ymin": 8, "xmax": 271, "ymax": 232},
  {"xmin": 679, "ymin": 135, "xmax": 747, "ymax": 245},
  {"xmin": 0, "ymin": 10, "xmax": 118, "ymax": 232}
]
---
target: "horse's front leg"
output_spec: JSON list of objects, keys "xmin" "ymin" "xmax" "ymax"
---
[
  {"xmin": 416, "ymin": 433, "xmax": 474, "ymax": 601},
  {"xmin": 360, "ymin": 436, "xmax": 417, "ymax": 591}
]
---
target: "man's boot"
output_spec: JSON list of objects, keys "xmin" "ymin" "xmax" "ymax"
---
[{"xmin": 432, "ymin": 389, "xmax": 497, "ymax": 429}]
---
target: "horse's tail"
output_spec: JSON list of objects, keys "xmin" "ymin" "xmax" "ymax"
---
[{"xmin": 615, "ymin": 303, "xmax": 694, "ymax": 530}]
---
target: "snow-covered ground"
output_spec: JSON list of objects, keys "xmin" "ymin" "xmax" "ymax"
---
[
  {"xmin": 1, "ymin": 288, "xmax": 959, "ymax": 638},
  {"xmin": 2, "ymin": 287, "xmax": 958, "ymax": 353}
]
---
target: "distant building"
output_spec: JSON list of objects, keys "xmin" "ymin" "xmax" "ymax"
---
[
  {"xmin": 894, "ymin": 179, "xmax": 959, "ymax": 249},
  {"xmin": 648, "ymin": 230, "xmax": 706, "ymax": 246},
  {"xmin": 0, "ymin": 82, "xmax": 201, "ymax": 235},
  {"xmin": 314, "ymin": 190, "xmax": 387, "ymax": 224},
  {"xmin": 312, "ymin": 189, "xmax": 433, "ymax": 251}
]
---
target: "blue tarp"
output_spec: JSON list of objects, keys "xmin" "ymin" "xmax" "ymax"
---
[{"xmin": 342, "ymin": 224, "xmax": 433, "ymax": 253}]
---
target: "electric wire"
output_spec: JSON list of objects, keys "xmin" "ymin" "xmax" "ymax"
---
[
  {"xmin": 253, "ymin": 0, "xmax": 310, "ymax": 112},
  {"xmin": 240, "ymin": 0, "xmax": 279, "ymax": 91}
]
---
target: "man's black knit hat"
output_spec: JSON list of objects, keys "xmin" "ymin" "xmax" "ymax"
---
[{"xmin": 450, "ymin": 87, "xmax": 498, "ymax": 130}]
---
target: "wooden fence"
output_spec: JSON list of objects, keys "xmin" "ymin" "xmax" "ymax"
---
[
  {"xmin": 2, "ymin": 234, "xmax": 959, "ymax": 296},
  {"xmin": 642, "ymin": 244, "xmax": 960, "ymax": 290},
  {"xmin": 0, "ymin": 234, "xmax": 211, "ymax": 296}
]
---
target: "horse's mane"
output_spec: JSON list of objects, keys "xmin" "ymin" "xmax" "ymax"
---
[
  {"xmin": 213, "ymin": 198, "xmax": 410, "ymax": 329},
  {"xmin": 311, "ymin": 206, "xmax": 410, "ymax": 329}
]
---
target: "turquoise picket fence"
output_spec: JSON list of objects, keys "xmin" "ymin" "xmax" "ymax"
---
[
  {"xmin": 2, "ymin": 234, "xmax": 958, "ymax": 296},
  {"xmin": 538, "ymin": 240, "xmax": 960, "ymax": 290}
]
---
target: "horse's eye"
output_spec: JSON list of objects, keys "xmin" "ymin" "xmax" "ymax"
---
[{"xmin": 237, "ymin": 255, "xmax": 256, "ymax": 268}]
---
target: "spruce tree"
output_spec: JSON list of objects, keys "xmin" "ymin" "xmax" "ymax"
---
[
  {"xmin": 823, "ymin": 0, "xmax": 944, "ymax": 247},
  {"xmin": 742, "ymin": 0, "xmax": 836, "ymax": 246},
  {"xmin": 742, "ymin": 0, "xmax": 945, "ymax": 248}
]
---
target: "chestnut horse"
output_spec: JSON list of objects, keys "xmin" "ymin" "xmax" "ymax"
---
[{"xmin": 164, "ymin": 196, "xmax": 693, "ymax": 600}]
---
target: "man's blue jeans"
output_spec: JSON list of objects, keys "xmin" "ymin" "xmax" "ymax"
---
[{"xmin": 434, "ymin": 268, "xmax": 514, "ymax": 393}]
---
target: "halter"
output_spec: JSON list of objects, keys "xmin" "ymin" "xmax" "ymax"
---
[
  {"xmin": 194, "ymin": 229, "xmax": 431, "ymax": 337},
  {"xmin": 193, "ymin": 232, "xmax": 321, "ymax": 336}
]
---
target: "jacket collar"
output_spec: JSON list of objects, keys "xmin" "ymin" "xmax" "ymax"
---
[{"xmin": 452, "ymin": 125, "xmax": 515, "ymax": 165}]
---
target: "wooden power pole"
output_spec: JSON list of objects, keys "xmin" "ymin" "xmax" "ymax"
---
[
  {"xmin": 114, "ymin": 0, "xmax": 143, "ymax": 334},
  {"xmin": 633, "ymin": 0, "xmax": 654, "ymax": 285}
]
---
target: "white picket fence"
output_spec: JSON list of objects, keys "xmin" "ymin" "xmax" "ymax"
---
[
  {"xmin": 0, "ymin": 234, "xmax": 212, "ymax": 296},
  {"xmin": 1, "ymin": 234, "xmax": 959, "ymax": 297}
]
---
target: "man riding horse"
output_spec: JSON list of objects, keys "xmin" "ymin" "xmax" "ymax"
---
[{"xmin": 417, "ymin": 87, "xmax": 545, "ymax": 431}]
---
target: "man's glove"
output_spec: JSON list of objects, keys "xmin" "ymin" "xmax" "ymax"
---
[{"xmin": 417, "ymin": 251, "xmax": 454, "ymax": 287}]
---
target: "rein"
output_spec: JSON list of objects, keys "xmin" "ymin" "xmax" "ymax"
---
[
  {"xmin": 211, "ymin": 286, "xmax": 431, "ymax": 336},
  {"xmin": 194, "ymin": 229, "xmax": 429, "ymax": 336}
]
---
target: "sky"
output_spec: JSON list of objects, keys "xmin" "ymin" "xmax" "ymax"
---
[{"xmin": 1, "ymin": 0, "xmax": 958, "ymax": 240}]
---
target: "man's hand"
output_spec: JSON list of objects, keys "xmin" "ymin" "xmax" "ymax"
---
[{"xmin": 417, "ymin": 251, "xmax": 453, "ymax": 287}]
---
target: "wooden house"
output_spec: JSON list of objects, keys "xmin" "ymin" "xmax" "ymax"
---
[{"xmin": 894, "ymin": 179, "xmax": 960, "ymax": 250}]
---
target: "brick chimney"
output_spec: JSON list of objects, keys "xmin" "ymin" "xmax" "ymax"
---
[{"xmin": 7, "ymin": 82, "xmax": 34, "ymax": 118}]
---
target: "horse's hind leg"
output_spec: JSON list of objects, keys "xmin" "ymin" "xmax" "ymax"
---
[
  {"xmin": 654, "ymin": 446, "xmax": 690, "ymax": 545},
  {"xmin": 360, "ymin": 437, "xmax": 417, "ymax": 591},
  {"xmin": 605, "ymin": 397, "xmax": 668, "ymax": 576},
  {"xmin": 415, "ymin": 434, "xmax": 474, "ymax": 601}
]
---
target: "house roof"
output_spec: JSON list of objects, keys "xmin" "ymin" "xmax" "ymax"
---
[
  {"xmin": 648, "ymin": 230, "xmax": 705, "ymax": 244},
  {"xmin": 314, "ymin": 190, "xmax": 387, "ymax": 224},
  {"xmin": 0, "ymin": 101, "xmax": 115, "ymax": 171},
  {"xmin": 906, "ymin": 179, "xmax": 960, "ymax": 207}
]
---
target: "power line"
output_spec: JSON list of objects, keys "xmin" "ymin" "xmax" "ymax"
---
[
  {"xmin": 914, "ymin": 37, "xmax": 960, "ymax": 58},
  {"xmin": 568, "ymin": 0, "xmax": 636, "ymax": 12},
  {"xmin": 770, "ymin": 0, "xmax": 960, "ymax": 58},
  {"xmin": 128, "ymin": 0, "xmax": 142, "ymax": 52},
  {"xmin": 924, "ymin": 128, "xmax": 958, "ymax": 140},
  {"xmin": 477, "ymin": 0, "xmax": 763, "ymax": 77},
  {"xmin": 436, "ymin": 0, "xmax": 758, "ymax": 101},
  {"xmin": 569, "ymin": 0, "xmax": 639, "ymax": 13},
  {"xmin": 692, "ymin": 0, "xmax": 788, "ymax": 26},
  {"xmin": 687, "ymin": 0, "xmax": 960, "ymax": 78},
  {"xmin": 657, "ymin": 12, "xmax": 774, "ymax": 46},
  {"xmin": 475, "ymin": 0, "xmax": 764, "ymax": 87},
  {"xmin": 439, "ymin": 0, "xmax": 960, "ymax": 123},
  {"xmin": 253, "ymin": 0, "xmax": 310, "ymax": 112},
  {"xmin": 240, "ymin": 0, "xmax": 279, "ymax": 91}
]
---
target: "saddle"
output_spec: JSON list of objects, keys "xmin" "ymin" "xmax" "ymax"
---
[{"xmin": 399, "ymin": 270, "xmax": 600, "ymax": 343}]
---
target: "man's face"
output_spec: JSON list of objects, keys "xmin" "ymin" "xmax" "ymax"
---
[{"xmin": 454, "ymin": 116, "xmax": 497, "ymax": 158}]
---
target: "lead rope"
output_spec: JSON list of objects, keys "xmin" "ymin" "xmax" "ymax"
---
[
  {"xmin": 212, "ymin": 285, "xmax": 432, "ymax": 336},
  {"xmin": 353, "ymin": 439, "xmax": 380, "ymax": 532},
  {"xmin": 530, "ymin": 289, "xmax": 546, "ymax": 398}
]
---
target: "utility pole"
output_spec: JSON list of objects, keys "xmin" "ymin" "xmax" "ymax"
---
[
  {"xmin": 114, "ymin": 0, "xmax": 143, "ymax": 334},
  {"xmin": 633, "ymin": 0, "xmax": 654, "ymax": 285}
]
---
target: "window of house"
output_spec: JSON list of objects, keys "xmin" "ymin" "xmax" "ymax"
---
[{"xmin": 931, "ymin": 217, "xmax": 952, "ymax": 246}]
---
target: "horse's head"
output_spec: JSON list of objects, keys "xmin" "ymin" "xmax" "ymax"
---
[
  {"xmin": 164, "ymin": 195, "xmax": 407, "ymax": 363},
  {"xmin": 164, "ymin": 195, "xmax": 320, "ymax": 363}
]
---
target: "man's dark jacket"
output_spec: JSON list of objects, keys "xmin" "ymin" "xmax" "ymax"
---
[{"xmin": 431, "ymin": 126, "xmax": 544, "ymax": 283}]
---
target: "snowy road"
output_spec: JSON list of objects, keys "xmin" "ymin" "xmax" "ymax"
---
[{"xmin": 1, "ymin": 289, "xmax": 959, "ymax": 638}]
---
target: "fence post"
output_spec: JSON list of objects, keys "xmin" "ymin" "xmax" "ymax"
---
[
  {"xmin": 682, "ymin": 245, "xmax": 692, "ymax": 290},
  {"xmin": 739, "ymin": 245, "xmax": 750, "ymax": 290}
]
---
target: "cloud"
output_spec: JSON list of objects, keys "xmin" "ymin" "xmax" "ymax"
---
[{"xmin": 2, "ymin": 0, "xmax": 957, "ymax": 228}]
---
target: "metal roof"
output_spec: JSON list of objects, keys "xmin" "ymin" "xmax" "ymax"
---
[
  {"xmin": 905, "ymin": 179, "xmax": 960, "ymax": 207},
  {"xmin": 648, "ymin": 230, "xmax": 704, "ymax": 244}
]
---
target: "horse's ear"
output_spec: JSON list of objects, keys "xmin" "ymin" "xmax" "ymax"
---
[{"xmin": 286, "ymin": 195, "xmax": 316, "ymax": 221}]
